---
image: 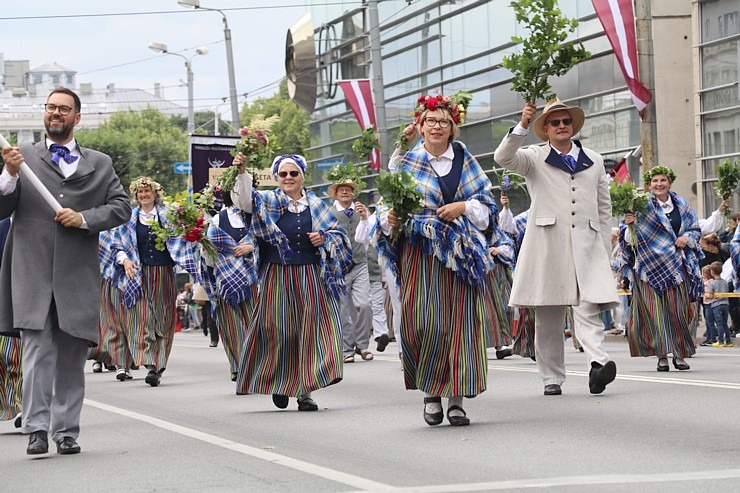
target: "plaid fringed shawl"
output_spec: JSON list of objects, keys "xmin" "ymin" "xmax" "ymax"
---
[
  {"xmin": 110, "ymin": 206, "xmax": 201, "ymax": 308},
  {"xmin": 98, "ymin": 228, "xmax": 118, "ymax": 280},
  {"xmin": 616, "ymin": 191, "xmax": 704, "ymax": 300},
  {"xmin": 490, "ymin": 222, "xmax": 515, "ymax": 268},
  {"xmin": 206, "ymin": 212, "xmax": 259, "ymax": 306},
  {"xmin": 374, "ymin": 141, "xmax": 497, "ymax": 288},
  {"xmin": 253, "ymin": 188, "xmax": 351, "ymax": 299}
]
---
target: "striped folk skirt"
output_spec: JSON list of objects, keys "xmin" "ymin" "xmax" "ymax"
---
[
  {"xmin": 480, "ymin": 263, "xmax": 513, "ymax": 348},
  {"xmin": 512, "ymin": 307, "xmax": 536, "ymax": 359},
  {"xmin": 89, "ymin": 278, "xmax": 133, "ymax": 368},
  {"xmin": 123, "ymin": 265, "xmax": 177, "ymax": 370},
  {"xmin": 398, "ymin": 243, "xmax": 487, "ymax": 398},
  {"xmin": 236, "ymin": 263, "xmax": 343, "ymax": 397},
  {"xmin": 0, "ymin": 335, "xmax": 22, "ymax": 421},
  {"xmin": 627, "ymin": 278, "xmax": 696, "ymax": 359},
  {"xmin": 214, "ymin": 285, "xmax": 258, "ymax": 374}
]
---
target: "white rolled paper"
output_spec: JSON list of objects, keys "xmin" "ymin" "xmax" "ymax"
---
[{"xmin": 0, "ymin": 134, "xmax": 63, "ymax": 213}]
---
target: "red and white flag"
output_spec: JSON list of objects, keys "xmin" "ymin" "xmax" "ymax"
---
[
  {"xmin": 591, "ymin": 0, "xmax": 652, "ymax": 113},
  {"xmin": 338, "ymin": 79, "xmax": 380, "ymax": 171},
  {"xmin": 611, "ymin": 157, "xmax": 632, "ymax": 184}
]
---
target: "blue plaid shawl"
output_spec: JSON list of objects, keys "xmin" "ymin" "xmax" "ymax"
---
[
  {"xmin": 616, "ymin": 191, "xmax": 704, "ymax": 299},
  {"xmin": 252, "ymin": 188, "xmax": 351, "ymax": 299},
  {"xmin": 206, "ymin": 211, "xmax": 259, "ymax": 305},
  {"xmin": 490, "ymin": 221, "xmax": 515, "ymax": 268},
  {"xmin": 374, "ymin": 141, "xmax": 498, "ymax": 287},
  {"xmin": 98, "ymin": 228, "xmax": 118, "ymax": 280},
  {"xmin": 110, "ymin": 205, "xmax": 201, "ymax": 308},
  {"xmin": 732, "ymin": 226, "xmax": 740, "ymax": 288}
]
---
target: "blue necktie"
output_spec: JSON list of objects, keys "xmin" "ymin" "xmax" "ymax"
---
[
  {"xmin": 49, "ymin": 144, "xmax": 79, "ymax": 165},
  {"xmin": 344, "ymin": 209, "xmax": 354, "ymax": 218},
  {"xmin": 560, "ymin": 153, "xmax": 577, "ymax": 172}
]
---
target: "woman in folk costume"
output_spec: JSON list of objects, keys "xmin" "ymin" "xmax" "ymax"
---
[
  {"xmin": 231, "ymin": 154, "xmax": 351, "ymax": 411},
  {"xmin": 89, "ymin": 227, "xmax": 135, "ymax": 381},
  {"xmin": 480, "ymin": 223, "xmax": 515, "ymax": 350},
  {"xmin": 110, "ymin": 177, "xmax": 200, "ymax": 386},
  {"xmin": 0, "ymin": 217, "xmax": 21, "ymax": 428},
  {"xmin": 206, "ymin": 185, "xmax": 259, "ymax": 383},
  {"xmin": 376, "ymin": 93, "xmax": 497, "ymax": 427},
  {"xmin": 616, "ymin": 166, "xmax": 704, "ymax": 371}
]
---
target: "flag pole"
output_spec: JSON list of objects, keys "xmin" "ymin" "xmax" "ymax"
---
[{"xmin": 635, "ymin": 0, "xmax": 658, "ymax": 190}]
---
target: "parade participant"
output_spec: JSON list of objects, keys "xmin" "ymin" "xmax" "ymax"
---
[
  {"xmin": 493, "ymin": 98, "xmax": 618, "ymax": 396},
  {"xmin": 0, "ymin": 88, "xmax": 130, "ymax": 455},
  {"xmin": 329, "ymin": 177, "xmax": 374, "ymax": 362},
  {"xmin": 618, "ymin": 166, "xmax": 704, "ymax": 370},
  {"xmin": 0, "ymin": 217, "xmax": 22, "ymax": 428},
  {"xmin": 110, "ymin": 177, "xmax": 200, "ymax": 387},
  {"xmin": 481, "ymin": 224, "xmax": 515, "ymax": 351},
  {"xmin": 378, "ymin": 92, "xmax": 497, "ymax": 427},
  {"xmin": 232, "ymin": 153, "xmax": 351, "ymax": 411},
  {"xmin": 207, "ymin": 189, "xmax": 258, "ymax": 382}
]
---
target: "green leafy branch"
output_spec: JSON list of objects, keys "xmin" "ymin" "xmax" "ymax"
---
[
  {"xmin": 715, "ymin": 158, "xmax": 740, "ymax": 219},
  {"xmin": 327, "ymin": 161, "xmax": 367, "ymax": 190},
  {"xmin": 352, "ymin": 125, "xmax": 382, "ymax": 161},
  {"xmin": 609, "ymin": 181, "xmax": 649, "ymax": 248},
  {"xmin": 376, "ymin": 170, "xmax": 423, "ymax": 243}
]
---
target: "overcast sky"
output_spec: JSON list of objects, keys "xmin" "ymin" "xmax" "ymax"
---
[{"xmin": 0, "ymin": 1, "xmax": 307, "ymax": 113}]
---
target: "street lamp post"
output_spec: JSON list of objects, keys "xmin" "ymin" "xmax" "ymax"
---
[
  {"xmin": 148, "ymin": 42, "xmax": 208, "ymax": 134},
  {"xmin": 177, "ymin": 0, "xmax": 240, "ymax": 134}
]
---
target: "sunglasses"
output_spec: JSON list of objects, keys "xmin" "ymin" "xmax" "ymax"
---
[
  {"xmin": 277, "ymin": 170, "xmax": 301, "ymax": 178},
  {"xmin": 546, "ymin": 118, "xmax": 573, "ymax": 128}
]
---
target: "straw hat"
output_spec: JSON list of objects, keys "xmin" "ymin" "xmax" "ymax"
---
[
  {"xmin": 532, "ymin": 98, "xmax": 585, "ymax": 141},
  {"xmin": 328, "ymin": 178, "xmax": 361, "ymax": 200}
]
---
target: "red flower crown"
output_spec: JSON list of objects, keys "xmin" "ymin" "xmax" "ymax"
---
[{"xmin": 414, "ymin": 94, "xmax": 466, "ymax": 125}]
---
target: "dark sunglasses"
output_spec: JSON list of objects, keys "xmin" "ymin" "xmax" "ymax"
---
[
  {"xmin": 277, "ymin": 170, "xmax": 301, "ymax": 178},
  {"xmin": 546, "ymin": 118, "xmax": 573, "ymax": 127}
]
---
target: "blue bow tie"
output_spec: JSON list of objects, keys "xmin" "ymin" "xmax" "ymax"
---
[
  {"xmin": 560, "ymin": 153, "xmax": 577, "ymax": 172},
  {"xmin": 49, "ymin": 144, "xmax": 79, "ymax": 165},
  {"xmin": 344, "ymin": 209, "xmax": 354, "ymax": 218}
]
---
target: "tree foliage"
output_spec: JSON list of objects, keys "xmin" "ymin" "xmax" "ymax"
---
[
  {"xmin": 501, "ymin": 0, "xmax": 591, "ymax": 103},
  {"xmin": 170, "ymin": 110, "xmax": 232, "ymax": 136}
]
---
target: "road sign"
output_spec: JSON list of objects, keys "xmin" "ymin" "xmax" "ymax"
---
[
  {"xmin": 174, "ymin": 162, "xmax": 191, "ymax": 174},
  {"xmin": 314, "ymin": 157, "xmax": 344, "ymax": 170}
]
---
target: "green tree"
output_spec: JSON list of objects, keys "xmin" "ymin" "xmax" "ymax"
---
[
  {"xmin": 170, "ymin": 110, "xmax": 232, "ymax": 136},
  {"xmin": 76, "ymin": 107, "xmax": 188, "ymax": 194}
]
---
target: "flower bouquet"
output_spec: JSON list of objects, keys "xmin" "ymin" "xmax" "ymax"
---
[
  {"xmin": 496, "ymin": 170, "xmax": 528, "ymax": 207},
  {"xmin": 227, "ymin": 114, "xmax": 279, "ymax": 187},
  {"xmin": 147, "ymin": 191, "xmax": 217, "ymax": 260},
  {"xmin": 352, "ymin": 125, "xmax": 382, "ymax": 161},
  {"xmin": 714, "ymin": 158, "xmax": 740, "ymax": 219},
  {"xmin": 609, "ymin": 181, "xmax": 649, "ymax": 247},
  {"xmin": 376, "ymin": 169, "xmax": 423, "ymax": 243}
]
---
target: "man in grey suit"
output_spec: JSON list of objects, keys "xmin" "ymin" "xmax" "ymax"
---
[
  {"xmin": 494, "ymin": 99, "xmax": 618, "ymax": 397},
  {"xmin": 0, "ymin": 88, "xmax": 130, "ymax": 455}
]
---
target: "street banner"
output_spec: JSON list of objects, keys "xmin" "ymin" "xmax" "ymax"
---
[
  {"xmin": 338, "ymin": 79, "xmax": 380, "ymax": 171},
  {"xmin": 591, "ymin": 0, "xmax": 653, "ymax": 113}
]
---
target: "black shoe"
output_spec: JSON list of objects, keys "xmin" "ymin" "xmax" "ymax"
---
[
  {"xmin": 446, "ymin": 405, "xmax": 470, "ymax": 426},
  {"xmin": 672, "ymin": 357, "xmax": 690, "ymax": 371},
  {"xmin": 272, "ymin": 394, "xmax": 289, "ymax": 409},
  {"xmin": 55, "ymin": 437, "xmax": 81, "ymax": 455},
  {"xmin": 145, "ymin": 370, "xmax": 161, "ymax": 387},
  {"xmin": 13, "ymin": 413, "xmax": 21, "ymax": 429},
  {"xmin": 375, "ymin": 334, "xmax": 390, "ymax": 352},
  {"xmin": 92, "ymin": 362, "xmax": 103, "ymax": 373},
  {"xmin": 230, "ymin": 372, "xmax": 237, "ymax": 382},
  {"xmin": 657, "ymin": 358, "xmax": 669, "ymax": 372},
  {"xmin": 105, "ymin": 364, "xmax": 116, "ymax": 372},
  {"xmin": 116, "ymin": 368, "xmax": 128, "ymax": 382},
  {"xmin": 26, "ymin": 431, "xmax": 48, "ymax": 455},
  {"xmin": 209, "ymin": 341, "xmax": 218, "ymax": 347},
  {"xmin": 297, "ymin": 397, "xmax": 319, "ymax": 411},
  {"xmin": 589, "ymin": 360, "xmax": 617, "ymax": 395},
  {"xmin": 544, "ymin": 384, "xmax": 562, "ymax": 396},
  {"xmin": 495, "ymin": 347, "xmax": 513, "ymax": 360},
  {"xmin": 423, "ymin": 396, "xmax": 443, "ymax": 426}
]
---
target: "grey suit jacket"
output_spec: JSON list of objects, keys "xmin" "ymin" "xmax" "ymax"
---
[{"xmin": 0, "ymin": 141, "xmax": 130, "ymax": 344}]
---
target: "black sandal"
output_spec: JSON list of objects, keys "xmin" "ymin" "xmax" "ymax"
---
[
  {"xmin": 446, "ymin": 405, "xmax": 470, "ymax": 426},
  {"xmin": 423, "ymin": 397, "xmax": 443, "ymax": 426}
]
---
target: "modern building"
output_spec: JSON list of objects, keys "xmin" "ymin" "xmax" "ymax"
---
[{"xmin": 292, "ymin": 0, "xmax": 738, "ymax": 218}]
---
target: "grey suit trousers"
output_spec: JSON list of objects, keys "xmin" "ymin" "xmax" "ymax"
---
[
  {"xmin": 341, "ymin": 263, "xmax": 373, "ymax": 355},
  {"xmin": 21, "ymin": 302, "xmax": 88, "ymax": 441}
]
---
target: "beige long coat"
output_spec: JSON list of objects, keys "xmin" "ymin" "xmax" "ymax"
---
[{"xmin": 493, "ymin": 132, "xmax": 618, "ymax": 309}]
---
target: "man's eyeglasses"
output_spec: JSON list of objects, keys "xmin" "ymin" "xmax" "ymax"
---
[
  {"xmin": 277, "ymin": 170, "xmax": 301, "ymax": 178},
  {"xmin": 546, "ymin": 118, "xmax": 572, "ymax": 128},
  {"xmin": 44, "ymin": 104, "xmax": 73, "ymax": 116},
  {"xmin": 423, "ymin": 117, "xmax": 452, "ymax": 128}
]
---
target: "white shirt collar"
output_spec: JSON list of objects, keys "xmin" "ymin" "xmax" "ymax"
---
[
  {"xmin": 286, "ymin": 190, "xmax": 309, "ymax": 213},
  {"xmin": 656, "ymin": 196, "xmax": 674, "ymax": 213},
  {"xmin": 333, "ymin": 200, "xmax": 355, "ymax": 212},
  {"xmin": 427, "ymin": 144, "xmax": 455, "ymax": 162}
]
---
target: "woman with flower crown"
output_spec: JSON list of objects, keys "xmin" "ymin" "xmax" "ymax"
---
[
  {"xmin": 616, "ymin": 166, "xmax": 703, "ymax": 371},
  {"xmin": 109, "ymin": 177, "xmax": 200, "ymax": 387},
  {"xmin": 230, "ymin": 153, "xmax": 351, "ymax": 411},
  {"xmin": 375, "ymin": 93, "xmax": 498, "ymax": 427}
]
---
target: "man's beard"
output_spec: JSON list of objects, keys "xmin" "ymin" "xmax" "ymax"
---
[{"xmin": 45, "ymin": 120, "xmax": 71, "ymax": 140}]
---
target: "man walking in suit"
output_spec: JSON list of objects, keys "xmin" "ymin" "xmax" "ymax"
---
[
  {"xmin": 0, "ymin": 88, "xmax": 130, "ymax": 455},
  {"xmin": 493, "ymin": 99, "xmax": 618, "ymax": 396}
]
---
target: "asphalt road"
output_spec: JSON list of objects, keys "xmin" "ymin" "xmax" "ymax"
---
[{"xmin": 2, "ymin": 331, "xmax": 739, "ymax": 493}]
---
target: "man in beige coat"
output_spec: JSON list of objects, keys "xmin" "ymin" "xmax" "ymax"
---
[{"xmin": 493, "ymin": 99, "xmax": 618, "ymax": 396}]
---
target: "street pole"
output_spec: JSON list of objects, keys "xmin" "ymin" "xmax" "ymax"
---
[
  {"xmin": 367, "ymin": 0, "xmax": 388, "ymax": 169},
  {"xmin": 222, "ymin": 16, "xmax": 240, "ymax": 134},
  {"xmin": 186, "ymin": 61, "xmax": 194, "ymax": 135},
  {"xmin": 635, "ymin": 0, "xmax": 658, "ymax": 188}
]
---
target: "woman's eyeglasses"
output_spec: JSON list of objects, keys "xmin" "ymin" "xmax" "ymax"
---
[
  {"xmin": 423, "ymin": 117, "xmax": 452, "ymax": 128},
  {"xmin": 278, "ymin": 170, "xmax": 301, "ymax": 178},
  {"xmin": 546, "ymin": 118, "xmax": 572, "ymax": 128}
]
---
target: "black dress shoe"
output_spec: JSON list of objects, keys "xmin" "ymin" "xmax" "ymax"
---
[
  {"xmin": 544, "ymin": 384, "xmax": 562, "ymax": 396},
  {"xmin": 446, "ymin": 405, "xmax": 470, "ymax": 426},
  {"xmin": 14, "ymin": 413, "xmax": 22, "ymax": 429},
  {"xmin": 55, "ymin": 437, "xmax": 81, "ymax": 455},
  {"xmin": 145, "ymin": 370, "xmax": 161, "ymax": 387},
  {"xmin": 589, "ymin": 360, "xmax": 617, "ymax": 394},
  {"xmin": 297, "ymin": 397, "xmax": 319, "ymax": 411},
  {"xmin": 672, "ymin": 357, "xmax": 690, "ymax": 371},
  {"xmin": 209, "ymin": 341, "xmax": 218, "ymax": 347},
  {"xmin": 495, "ymin": 347, "xmax": 513, "ymax": 360},
  {"xmin": 657, "ymin": 358, "xmax": 669, "ymax": 372},
  {"xmin": 26, "ymin": 430, "xmax": 48, "ymax": 455},
  {"xmin": 423, "ymin": 396, "xmax": 443, "ymax": 426},
  {"xmin": 375, "ymin": 334, "xmax": 390, "ymax": 352},
  {"xmin": 92, "ymin": 362, "xmax": 103, "ymax": 373},
  {"xmin": 272, "ymin": 394, "xmax": 289, "ymax": 409}
]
